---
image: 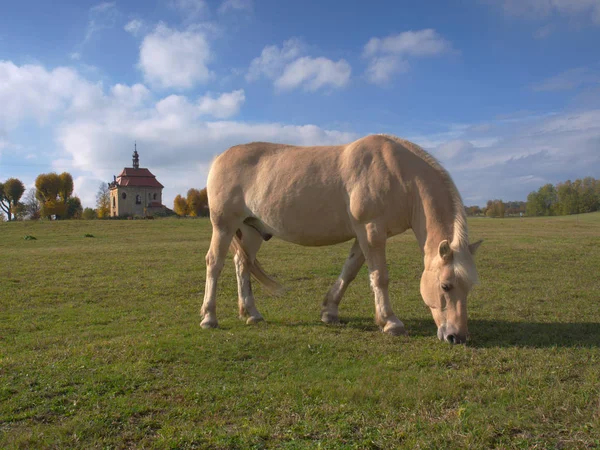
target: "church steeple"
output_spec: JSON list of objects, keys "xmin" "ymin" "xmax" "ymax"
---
[{"xmin": 132, "ymin": 142, "xmax": 139, "ymax": 169}]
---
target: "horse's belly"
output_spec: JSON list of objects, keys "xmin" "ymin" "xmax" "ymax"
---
[{"xmin": 248, "ymin": 201, "xmax": 355, "ymax": 246}]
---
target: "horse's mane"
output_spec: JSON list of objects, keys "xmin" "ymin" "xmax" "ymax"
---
[{"xmin": 378, "ymin": 134, "xmax": 470, "ymax": 250}]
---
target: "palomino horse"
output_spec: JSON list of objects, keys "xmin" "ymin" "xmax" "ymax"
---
[{"xmin": 201, "ymin": 134, "xmax": 482, "ymax": 344}]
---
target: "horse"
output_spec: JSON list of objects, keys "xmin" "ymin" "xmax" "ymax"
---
[{"xmin": 201, "ymin": 134, "xmax": 482, "ymax": 344}]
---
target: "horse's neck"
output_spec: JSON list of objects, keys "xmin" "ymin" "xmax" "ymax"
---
[{"xmin": 411, "ymin": 187, "xmax": 456, "ymax": 258}]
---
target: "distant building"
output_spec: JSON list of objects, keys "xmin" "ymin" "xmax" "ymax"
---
[{"xmin": 109, "ymin": 145, "xmax": 166, "ymax": 217}]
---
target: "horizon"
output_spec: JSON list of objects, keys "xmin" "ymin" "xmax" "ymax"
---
[{"xmin": 1, "ymin": 0, "xmax": 599, "ymax": 209}]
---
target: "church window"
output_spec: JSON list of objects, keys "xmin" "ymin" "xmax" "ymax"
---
[
  {"xmin": 153, "ymin": 193, "xmax": 157, "ymax": 200},
  {"xmin": 136, "ymin": 194, "xmax": 142, "ymax": 204},
  {"xmin": 122, "ymin": 192, "xmax": 127, "ymax": 200}
]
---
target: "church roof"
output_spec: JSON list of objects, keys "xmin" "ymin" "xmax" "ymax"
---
[{"xmin": 116, "ymin": 167, "xmax": 164, "ymax": 188}]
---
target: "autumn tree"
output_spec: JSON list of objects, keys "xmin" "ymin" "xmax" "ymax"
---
[
  {"xmin": 186, "ymin": 188, "xmax": 209, "ymax": 217},
  {"xmin": 173, "ymin": 194, "xmax": 189, "ymax": 216},
  {"xmin": 96, "ymin": 182, "xmax": 111, "ymax": 218},
  {"xmin": 0, "ymin": 178, "xmax": 25, "ymax": 221},
  {"xmin": 35, "ymin": 172, "xmax": 78, "ymax": 219},
  {"xmin": 485, "ymin": 199, "xmax": 505, "ymax": 218}
]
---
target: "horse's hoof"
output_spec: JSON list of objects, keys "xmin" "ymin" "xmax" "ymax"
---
[
  {"xmin": 321, "ymin": 312, "xmax": 340, "ymax": 324},
  {"xmin": 382, "ymin": 322, "xmax": 408, "ymax": 336},
  {"xmin": 200, "ymin": 318, "xmax": 218, "ymax": 329},
  {"xmin": 246, "ymin": 315, "xmax": 264, "ymax": 325}
]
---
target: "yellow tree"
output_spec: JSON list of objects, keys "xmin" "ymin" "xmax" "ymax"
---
[
  {"xmin": 96, "ymin": 183, "xmax": 111, "ymax": 218},
  {"xmin": 173, "ymin": 194, "xmax": 189, "ymax": 216},
  {"xmin": 0, "ymin": 178, "xmax": 25, "ymax": 221}
]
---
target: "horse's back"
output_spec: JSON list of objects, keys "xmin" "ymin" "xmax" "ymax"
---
[{"xmin": 207, "ymin": 135, "xmax": 418, "ymax": 243}]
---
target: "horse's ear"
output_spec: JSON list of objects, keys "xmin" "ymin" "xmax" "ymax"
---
[
  {"xmin": 469, "ymin": 239, "xmax": 483, "ymax": 255},
  {"xmin": 438, "ymin": 240, "xmax": 453, "ymax": 261}
]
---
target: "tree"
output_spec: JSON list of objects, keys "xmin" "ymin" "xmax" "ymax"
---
[
  {"xmin": 0, "ymin": 178, "xmax": 25, "ymax": 221},
  {"xmin": 22, "ymin": 188, "xmax": 41, "ymax": 220},
  {"xmin": 556, "ymin": 181, "xmax": 579, "ymax": 215},
  {"xmin": 173, "ymin": 194, "xmax": 189, "ymax": 216},
  {"xmin": 66, "ymin": 196, "xmax": 83, "ymax": 219},
  {"xmin": 82, "ymin": 208, "xmax": 97, "ymax": 220},
  {"xmin": 485, "ymin": 199, "xmax": 505, "ymax": 218},
  {"xmin": 96, "ymin": 182, "xmax": 111, "ymax": 218},
  {"xmin": 187, "ymin": 188, "xmax": 209, "ymax": 217},
  {"xmin": 35, "ymin": 172, "xmax": 77, "ymax": 219}
]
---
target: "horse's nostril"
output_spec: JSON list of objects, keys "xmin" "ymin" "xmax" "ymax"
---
[{"xmin": 447, "ymin": 334, "xmax": 456, "ymax": 344}]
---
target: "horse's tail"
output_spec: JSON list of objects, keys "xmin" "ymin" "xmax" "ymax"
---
[{"xmin": 230, "ymin": 233, "xmax": 284, "ymax": 295}]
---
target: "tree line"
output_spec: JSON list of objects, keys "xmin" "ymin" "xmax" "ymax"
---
[
  {"xmin": 1, "ymin": 173, "xmax": 82, "ymax": 221},
  {"xmin": 465, "ymin": 177, "xmax": 600, "ymax": 218},
  {"xmin": 173, "ymin": 188, "xmax": 209, "ymax": 217}
]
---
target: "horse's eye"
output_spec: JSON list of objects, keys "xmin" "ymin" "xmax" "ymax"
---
[{"xmin": 441, "ymin": 283, "xmax": 452, "ymax": 292}]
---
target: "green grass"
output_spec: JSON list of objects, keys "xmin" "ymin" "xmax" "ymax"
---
[{"xmin": 1, "ymin": 214, "xmax": 600, "ymax": 449}]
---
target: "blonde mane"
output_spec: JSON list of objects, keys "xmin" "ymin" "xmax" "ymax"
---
[
  {"xmin": 380, "ymin": 135, "xmax": 477, "ymax": 284},
  {"xmin": 379, "ymin": 134, "xmax": 469, "ymax": 247}
]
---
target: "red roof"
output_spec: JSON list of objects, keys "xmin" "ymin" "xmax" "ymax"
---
[{"xmin": 116, "ymin": 167, "xmax": 164, "ymax": 188}]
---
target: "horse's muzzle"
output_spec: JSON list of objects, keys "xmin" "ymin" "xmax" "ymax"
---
[{"xmin": 437, "ymin": 324, "xmax": 467, "ymax": 344}]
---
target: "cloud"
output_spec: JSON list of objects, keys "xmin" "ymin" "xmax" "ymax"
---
[
  {"xmin": 0, "ymin": 60, "xmax": 357, "ymax": 208},
  {"xmin": 218, "ymin": 0, "xmax": 253, "ymax": 14},
  {"xmin": 124, "ymin": 19, "xmax": 144, "ymax": 37},
  {"xmin": 274, "ymin": 57, "xmax": 351, "ymax": 92},
  {"xmin": 169, "ymin": 0, "xmax": 209, "ymax": 21},
  {"xmin": 498, "ymin": 0, "xmax": 600, "ymax": 25},
  {"xmin": 246, "ymin": 38, "xmax": 303, "ymax": 81},
  {"xmin": 247, "ymin": 39, "xmax": 351, "ymax": 92},
  {"xmin": 85, "ymin": 2, "xmax": 118, "ymax": 43},
  {"xmin": 416, "ymin": 109, "xmax": 600, "ymax": 205},
  {"xmin": 138, "ymin": 23, "xmax": 213, "ymax": 89},
  {"xmin": 198, "ymin": 89, "xmax": 245, "ymax": 118},
  {"xmin": 0, "ymin": 61, "xmax": 96, "ymax": 129},
  {"xmin": 363, "ymin": 29, "xmax": 453, "ymax": 84},
  {"xmin": 532, "ymin": 67, "xmax": 600, "ymax": 91}
]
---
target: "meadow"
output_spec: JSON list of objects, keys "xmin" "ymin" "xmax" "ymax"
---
[{"xmin": 1, "ymin": 213, "xmax": 599, "ymax": 449}]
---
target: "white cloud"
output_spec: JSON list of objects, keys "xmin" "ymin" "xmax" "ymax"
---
[
  {"xmin": 85, "ymin": 2, "xmax": 118, "ymax": 43},
  {"xmin": 218, "ymin": 0, "xmax": 253, "ymax": 14},
  {"xmin": 500, "ymin": 0, "xmax": 600, "ymax": 24},
  {"xmin": 138, "ymin": 23, "xmax": 213, "ymax": 89},
  {"xmin": 124, "ymin": 19, "xmax": 144, "ymax": 36},
  {"xmin": 363, "ymin": 29, "xmax": 452, "ymax": 85},
  {"xmin": 246, "ymin": 38, "xmax": 303, "ymax": 81},
  {"xmin": 414, "ymin": 109, "xmax": 600, "ymax": 205},
  {"xmin": 0, "ymin": 61, "xmax": 96, "ymax": 129},
  {"xmin": 532, "ymin": 67, "xmax": 600, "ymax": 91},
  {"xmin": 365, "ymin": 56, "xmax": 410, "ymax": 85},
  {"xmin": 247, "ymin": 39, "xmax": 351, "ymax": 92},
  {"xmin": 198, "ymin": 89, "xmax": 245, "ymax": 118},
  {"xmin": 169, "ymin": 0, "xmax": 209, "ymax": 20},
  {"xmin": 275, "ymin": 57, "xmax": 351, "ymax": 92}
]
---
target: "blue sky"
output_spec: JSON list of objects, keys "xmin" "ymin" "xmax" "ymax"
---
[{"xmin": 1, "ymin": 0, "xmax": 599, "ymax": 209}]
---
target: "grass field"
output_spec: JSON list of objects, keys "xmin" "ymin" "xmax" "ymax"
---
[{"xmin": 1, "ymin": 213, "xmax": 600, "ymax": 449}]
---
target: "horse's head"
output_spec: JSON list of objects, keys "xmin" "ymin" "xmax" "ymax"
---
[{"xmin": 420, "ymin": 239, "xmax": 482, "ymax": 344}]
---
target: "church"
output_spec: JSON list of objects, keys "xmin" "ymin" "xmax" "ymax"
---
[{"xmin": 109, "ymin": 145, "xmax": 166, "ymax": 217}]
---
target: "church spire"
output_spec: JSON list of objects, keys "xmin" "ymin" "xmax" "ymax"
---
[{"xmin": 133, "ymin": 142, "xmax": 139, "ymax": 169}]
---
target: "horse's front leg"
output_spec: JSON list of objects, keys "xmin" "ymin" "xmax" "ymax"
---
[
  {"xmin": 321, "ymin": 239, "xmax": 365, "ymax": 324},
  {"xmin": 354, "ymin": 220, "xmax": 407, "ymax": 336}
]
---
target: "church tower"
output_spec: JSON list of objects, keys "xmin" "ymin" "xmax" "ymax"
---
[{"xmin": 109, "ymin": 144, "xmax": 166, "ymax": 217}]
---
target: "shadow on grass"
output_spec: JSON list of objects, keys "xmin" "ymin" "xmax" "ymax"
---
[
  {"xmin": 262, "ymin": 316, "xmax": 600, "ymax": 348},
  {"xmin": 402, "ymin": 318, "xmax": 600, "ymax": 348}
]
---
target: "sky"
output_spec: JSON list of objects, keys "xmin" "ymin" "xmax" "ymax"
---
[{"xmin": 1, "ymin": 0, "xmax": 599, "ymax": 209}]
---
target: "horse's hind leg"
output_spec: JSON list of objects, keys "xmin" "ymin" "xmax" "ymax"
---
[
  {"xmin": 354, "ymin": 220, "xmax": 407, "ymax": 336},
  {"xmin": 321, "ymin": 239, "xmax": 365, "ymax": 324},
  {"xmin": 234, "ymin": 224, "xmax": 264, "ymax": 324},
  {"xmin": 201, "ymin": 224, "xmax": 235, "ymax": 329}
]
